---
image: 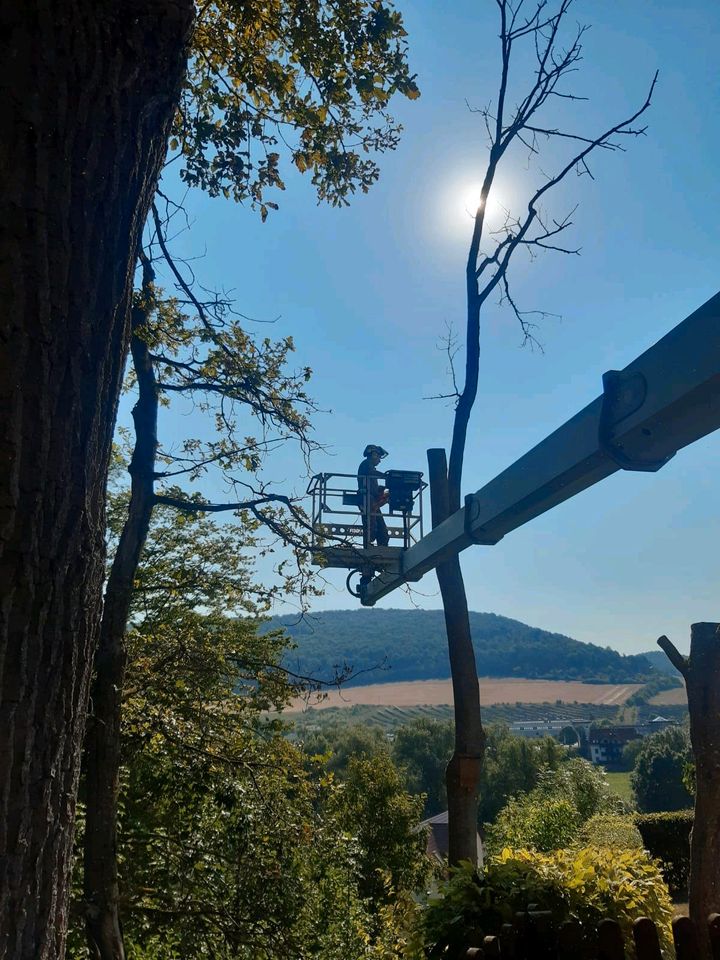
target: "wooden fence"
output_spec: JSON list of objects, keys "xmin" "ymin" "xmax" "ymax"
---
[{"xmin": 460, "ymin": 912, "xmax": 720, "ymax": 960}]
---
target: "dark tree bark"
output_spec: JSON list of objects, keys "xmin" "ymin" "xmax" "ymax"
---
[
  {"xmin": 659, "ymin": 624, "xmax": 720, "ymax": 959},
  {"xmin": 428, "ymin": 450, "xmax": 485, "ymax": 865},
  {"xmin": 0, "ymin": 4, "xmax": 193, "ymax": 958},
  {"xmin": 83, "ymin": 263, "xmax": 159, "ymax": 960}
]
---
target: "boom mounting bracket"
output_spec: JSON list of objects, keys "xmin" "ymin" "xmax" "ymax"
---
[
  {"xmin": 598, "ymin": 369, "xmax": 676, "ymax": 473},
  {"xmin": 464, "ymin": 493, "xmax": 504, "ymax": 546}
]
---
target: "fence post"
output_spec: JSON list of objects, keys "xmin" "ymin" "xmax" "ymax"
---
[
  {"xmin": 597, "ymin": 919, "xmax": 625, "ymax": 960},
  {"xmin": 483, "ymin": 935, "xmax": 501, "ymax": 958},
  {"xmin": 673, "ymin": 916, "xmax": 701, "ymax": 960},
  {"xmin": 708, "ymin": 914, "xmax": 720, "ymax": 960},
  {"xmin": 557, "ymin": 920, "xmax": 582, "ymax": 960},
  {"xmin": 499, "ymin": 921, "xmax": 517, "ymax": 960},
  {"xmin": 633, "ymin": 917, "xmax": 663, "ymax": 960}
]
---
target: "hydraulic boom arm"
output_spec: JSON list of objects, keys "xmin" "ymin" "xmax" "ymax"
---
[{"xmin": 360, "ymin": 291, "xmax": 720, "ymax": 606}]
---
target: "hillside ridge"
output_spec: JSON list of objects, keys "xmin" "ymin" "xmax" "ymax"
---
[{"xmin": 271, "ymin": 608, "xmax": 655, "ymax": 687}]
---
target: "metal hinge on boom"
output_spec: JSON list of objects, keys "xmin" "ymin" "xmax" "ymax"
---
[{"xmin": 598, "ymin": 370, "xmax": 675, "ymax": 472}]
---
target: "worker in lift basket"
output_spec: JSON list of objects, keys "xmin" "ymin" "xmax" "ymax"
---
[{"xmin": 357, "ymin": 444, "xmax": 390, "ymax": 548}]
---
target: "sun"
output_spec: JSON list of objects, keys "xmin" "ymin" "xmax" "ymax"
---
[{"xmin": 459, "ymin": 185, "xmax": 505, "ymax": 223}]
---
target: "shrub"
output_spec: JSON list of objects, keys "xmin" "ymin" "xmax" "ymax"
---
[
  {"xmin": 486, "ymin": 758, "xmax": 627, "ymax": 854},
  {"xmin": 487, "ymin": 796, "xmax": 579, "ymax": 853},
  {"xmin": 535, "ymin": 758, "xmax": 627, "ymax": 820},
  {"xmin": 417, "ymin": 847, "xmax": 673, "ymax": 959},
  {"xmin": 621, "ymin": 739, "xmax": 645, "ymax": 771},
  {"xmin": 634, "ymin": 810, "xmax": 693, "ymax": 898},
  {"xmin": 577, "ymin": 813, "xmax": 643, "ymax": 850}
]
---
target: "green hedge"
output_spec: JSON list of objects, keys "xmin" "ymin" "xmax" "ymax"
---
[
  {"xmin": 634, "ymin": 810, "xmax": 693, "ymax": 897},
  {"xmin": 416, "ymin": 848, "xmax": 674, "ymax": 959}
]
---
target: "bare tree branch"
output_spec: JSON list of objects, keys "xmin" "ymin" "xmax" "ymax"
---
[{"xmin": 435, "ymin": 0, "xmax": 659, "ymax": 866}]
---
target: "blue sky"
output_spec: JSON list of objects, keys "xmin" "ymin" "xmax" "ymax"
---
[{"xmin": 144, "ymin": 0, "xmax": 720, "ymax": 656}]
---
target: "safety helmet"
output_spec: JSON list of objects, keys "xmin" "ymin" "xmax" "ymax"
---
[{"xmin": 363, "ymin": 444, "xmax": 388, "ymax": 459}]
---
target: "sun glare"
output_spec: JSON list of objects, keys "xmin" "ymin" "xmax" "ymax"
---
[
  {"xmin": 460, "ymin": 185, "xmax": 505, "ymax": 223},
  {"xmin": 438, "ymin": 178, "xmax": 514, "ymax": 241}
]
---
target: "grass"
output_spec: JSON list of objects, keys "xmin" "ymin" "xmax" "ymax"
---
[{"xmin": 605, "ymin": 770, "xmax": 634, "ymax": 805}]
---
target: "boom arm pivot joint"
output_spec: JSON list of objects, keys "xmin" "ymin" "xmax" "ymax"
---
[{"xmin": 598, "ymin": 369, "xmax": 676, "ymax": 473}]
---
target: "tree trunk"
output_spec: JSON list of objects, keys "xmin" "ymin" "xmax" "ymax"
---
[
  {"xmin": 428, "ymin": 449, "xmax": 485, "ymax": 865},
  {"xmin": 659, "ymin": 623, "xmax": 720, "ymax": 960},
  {"xmin": 686, "ymin": 624, "xmax": 720, "ymax": 939},
  {"xmin": 83, "ymin": 285, "xmax": 159, "ymax": 960},
  {"xmin": 0, "ymin": 5, "xmax": 193, "ymax": 958}
]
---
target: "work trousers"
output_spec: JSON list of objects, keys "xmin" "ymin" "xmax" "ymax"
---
[{"xmin": 362, "ymin": 510, "xmax": 389, "ymax": 548}]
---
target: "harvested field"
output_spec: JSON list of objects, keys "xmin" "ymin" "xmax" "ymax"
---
[
  {"xmin": 649, "ymin": 687, "xmax": 688, "ymax": 706},
  {"xmin": 287, "ymin": 677, "xmax": 642, "ymax": 712}
]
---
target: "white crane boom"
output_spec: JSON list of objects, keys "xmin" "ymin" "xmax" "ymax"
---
[{"xmin": 360, "ymin": 291, "xmax": 720, "ymax": 606}]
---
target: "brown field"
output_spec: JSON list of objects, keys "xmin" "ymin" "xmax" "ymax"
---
[
  {"xmin": 649, "ymin": 687, "xmax": 688, "ymax": 706},
  {"xmin": 287, "ymin": 677, "xmax": 642, "ymax": 712}
]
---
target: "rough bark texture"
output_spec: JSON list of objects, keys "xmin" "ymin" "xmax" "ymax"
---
[
  {"xmin": 0, "ymin": 4, "xmax": 193, "ymax": 958},
  {"xmin": 659, "ymin": 623, "xmax": 720, "ymax": 960},
  {"xmin": 664, "ymin": 623, "xmax": 720, "ymax": 959},
  {"xmin": 686, "ymin": 625, "xmax": 720, "ymax": 940},
  {"xmin": 83, "ymin": 283, "xmax": 159, "ymax": 960},
  {"xmin": 428, "ymin": 449, "xmax": 485, "ymax": 865},
  {"xmin": 429, "ymin": 167, "xmax": 489, "ymax": 866}
]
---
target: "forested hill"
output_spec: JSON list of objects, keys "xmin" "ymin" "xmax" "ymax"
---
[
  {"xmin": 639, "ymin": 649, "xmax": 683, "ymax": 677},
  {"xmin": 271, "ymin": 609, "xmax": 655, "ymax": 687}
]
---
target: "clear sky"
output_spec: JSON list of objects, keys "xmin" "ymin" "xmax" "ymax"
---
[{"xmin": 147, "ymin": 0, "xmax": 720, "ymax": 656}]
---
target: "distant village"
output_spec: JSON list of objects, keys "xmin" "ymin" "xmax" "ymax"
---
[{"xmin": 509, "ymin": 715, "xmax": 677, "ymax": 767}]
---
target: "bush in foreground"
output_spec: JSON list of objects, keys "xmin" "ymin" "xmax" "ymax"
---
[{"xmin": 415, "ymin": 847, "xmax": 673, "ymax": 959}]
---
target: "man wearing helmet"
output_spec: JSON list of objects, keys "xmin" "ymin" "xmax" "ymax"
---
[{"xmin": 357, "ymin": 444, "xmax": 390, "ymax": 548}]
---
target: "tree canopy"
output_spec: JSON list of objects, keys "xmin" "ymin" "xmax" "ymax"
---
[
  {"xmin": 479, "ymin": 724, "xmax": 566, "ymax": 824},
  {"xmin": 299, "ymin": 718, "xmax": 569, "ymax": 825},
  {"xmin": 173, "ymin": 0, "xmax": 419, "ymax": 215},
  {"xmin": 631, "ymin": 726, "xmax": 694, "ymax": 813},
  {"xmin": 392, "ymin": 718, "xmax": 455, "ymax": 818},
  {"xmin": 72, "ymin": 491, "xmax": 429, "ymax": 958}
]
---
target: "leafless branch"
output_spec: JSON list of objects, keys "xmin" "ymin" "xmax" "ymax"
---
[
  {"xmin": 473, "ymin": 70, "xmax": 657, "ymax": 289},
  {"xmin": 447, "ymin": 0, "xmax": 657, "ymax": 502},
  {"xmin": 151, "ymin": 203, "xmax": 236, "ymax": 363},
  {"xmin": 424, "ymin": 322, "xmax": 462, "ymax": 402},
  {"xmin": 498, "ymin": 274, "xmax": 551, "ymax": 351}
]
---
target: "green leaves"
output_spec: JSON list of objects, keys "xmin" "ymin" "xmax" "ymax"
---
[
  {"xmin": 331, "ymin": 752, "xmax": 429, "ymax": 905},
  {"xmin": 174, "ymin": 0, "xmax": 419, "ymax": 212},
  {"xmin": 79, "ymin": 492, "xmax": 417, "ymax": 958},
  {"xmin": 488, "ymin": 794, "xmax": 580, "ymax": 854},
  {"xmin": 486, "ymin": 758, "xmax": 628, "ymax": 854},
  {"xmin": 577, "ymin": 814, "xmax": 644, "ymax": 851},
  {"xmin": 630, "ymin": 726, "xmax": 694, "ymax": 813},
  {"xmin": 633, "ymin": 811, "xmax": 693, "ymax": 897},
  {"xmin": 417, "ymin": 848, "xmax": 674, "ymax": 959}
]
